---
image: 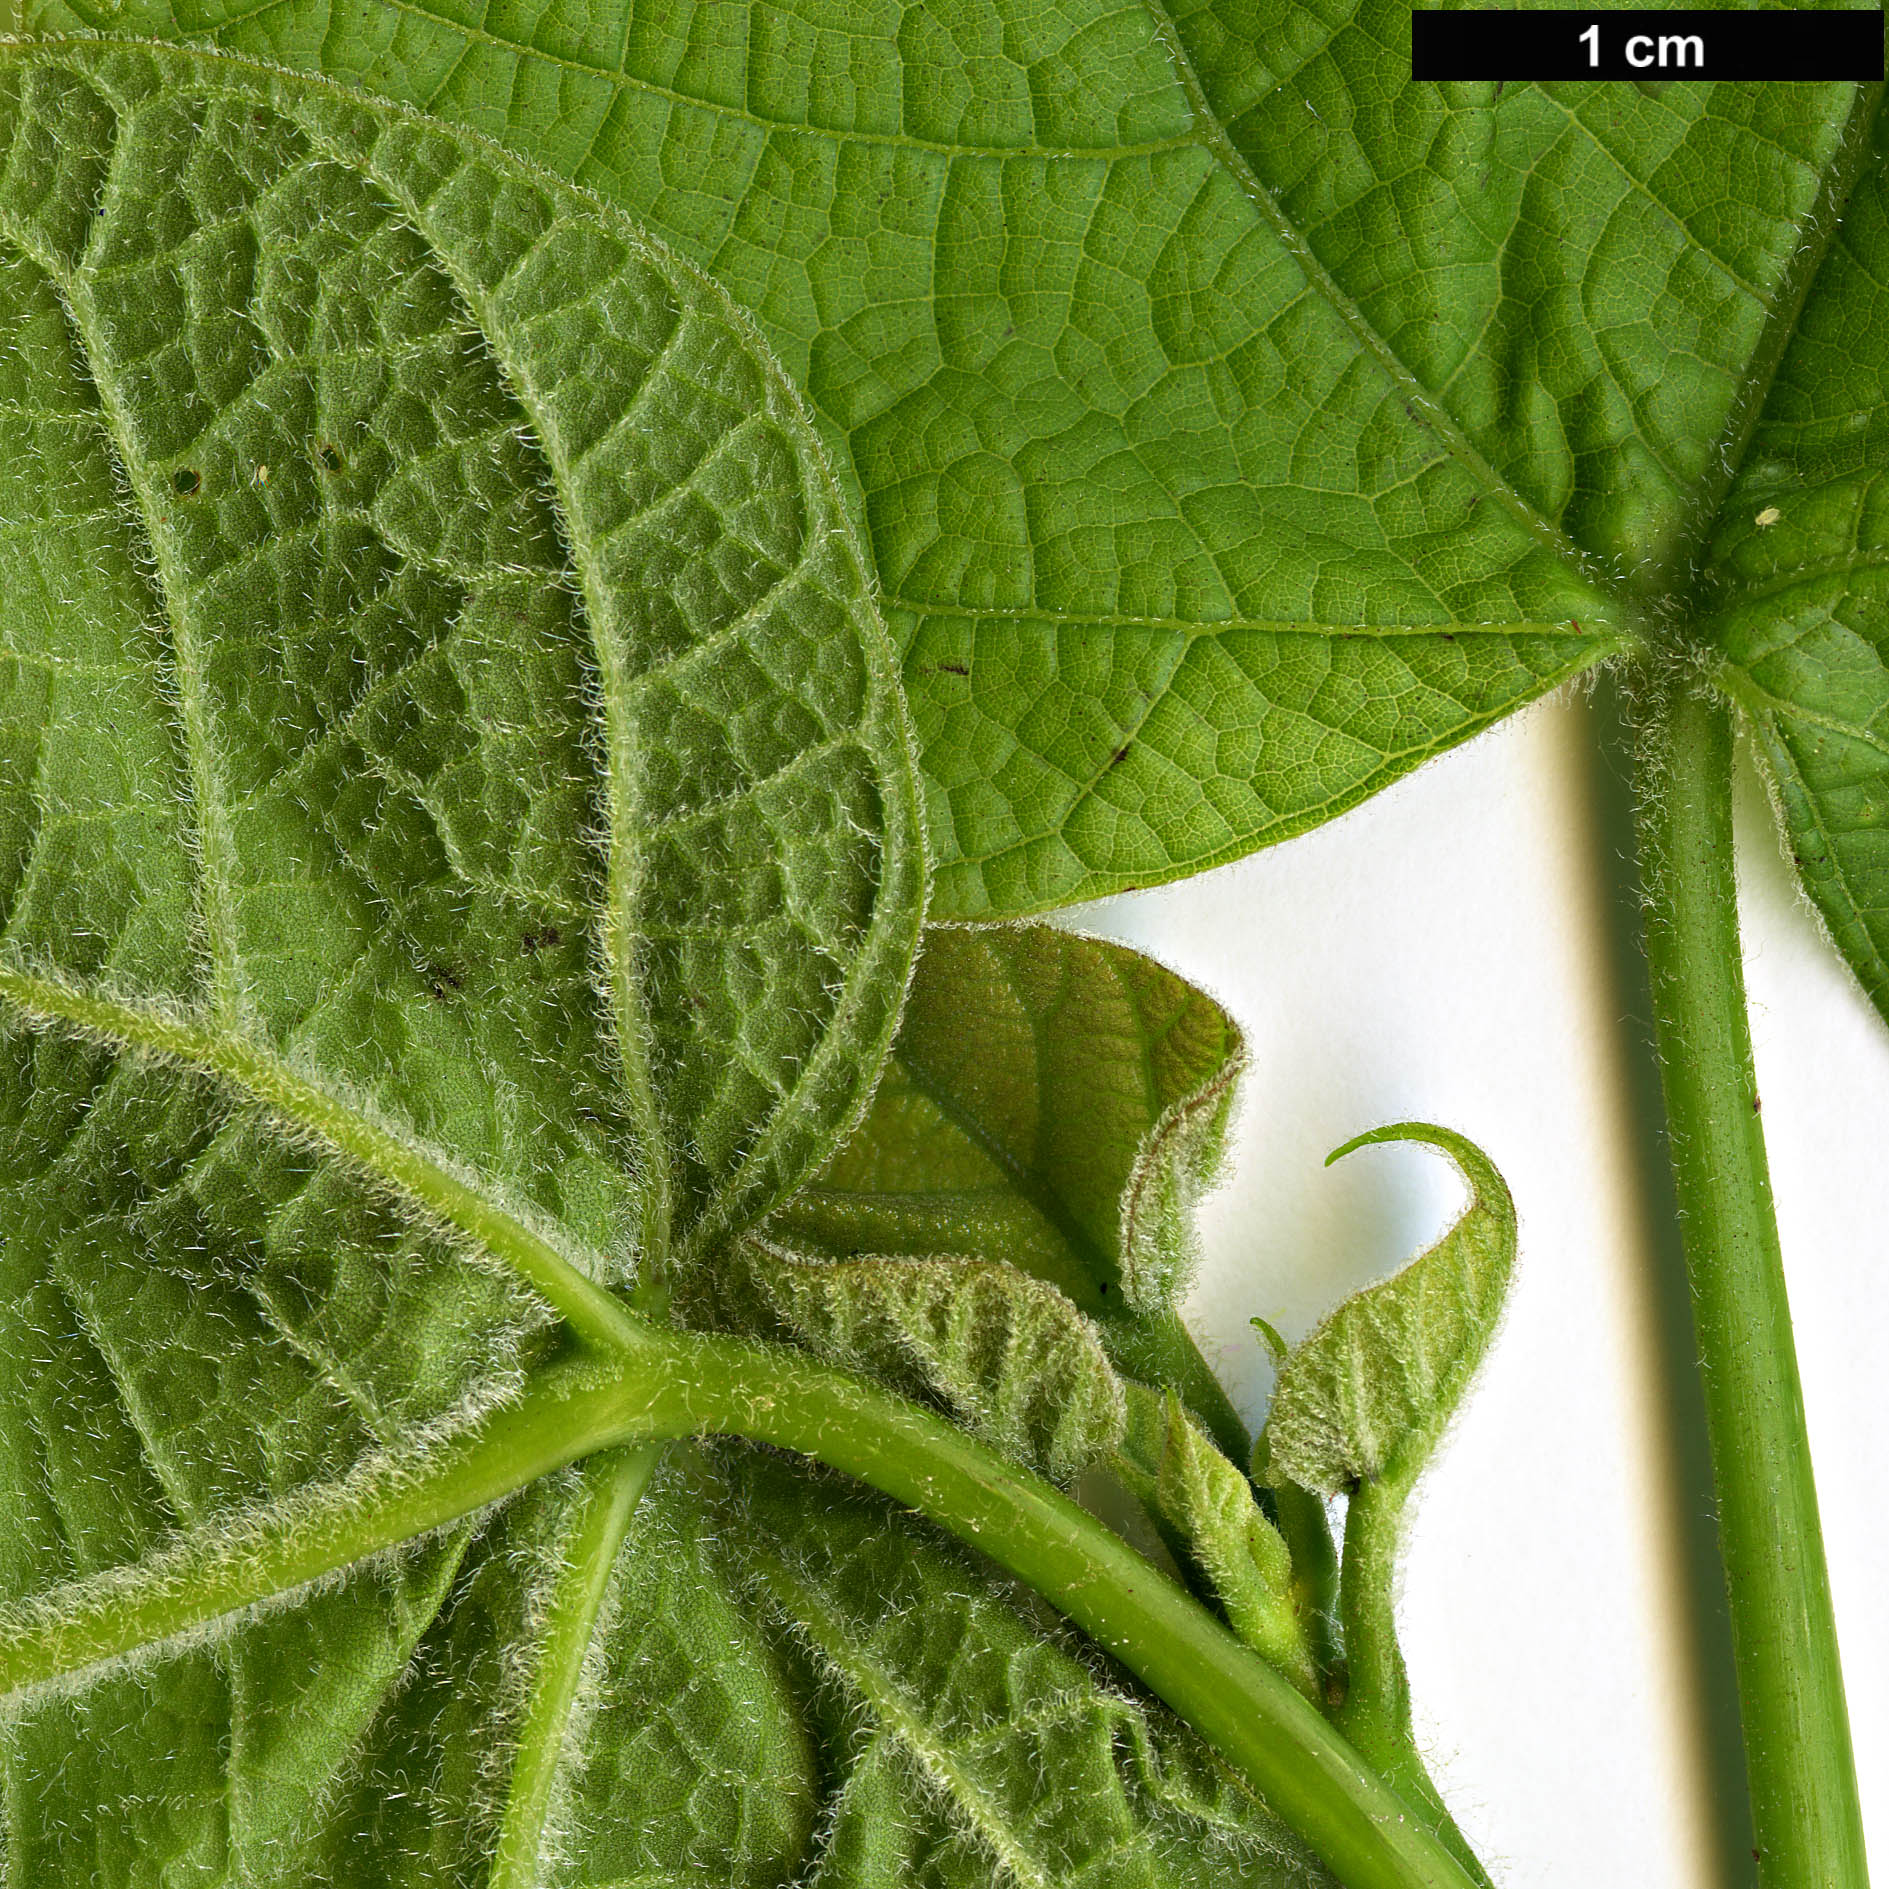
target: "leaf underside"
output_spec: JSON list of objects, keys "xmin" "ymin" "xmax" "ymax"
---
[
  {"xmin": 5, "ymin": 6, "xmax": 1889, "ymax": 1882},
  {"xmin": 0, "ymin": 38, "xmax": 1097, "ymax": 1887},
  {"xmin": 0, "ymin": 39, "xmax": 924, "ymax": 1259},
  {"xmin": 778, "ymin": 925, "xmax": 1240, "ymax": 1312},
  {"xmin": 30, "ymin": 3, "xmax": 1889, "ymax": 1036},
  {"xmin": 8, "ymin": 0, "xmax": 1662, "ymax": 914}
]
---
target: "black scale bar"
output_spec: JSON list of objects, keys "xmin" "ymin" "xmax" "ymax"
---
[{"xmin": 1411, "ymin": 8, "xmax": 1883, "ymax": 79}]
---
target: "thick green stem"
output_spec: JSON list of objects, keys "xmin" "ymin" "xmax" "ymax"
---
[
  {"xmin": 1634, "ymin": 677, "xmax": 1866, "ymax": 1888},
  {"xmin": 631, "ymin": 1326, "xmax": 1482, "ymax": 1889},
  {"xmin": 1334, "ymin": 1481, "xmax": 1405, "ymax": 1761},
  {"xmin": 5, "ymin": 1319, "xmax": 1479, "ymax": 1889}
]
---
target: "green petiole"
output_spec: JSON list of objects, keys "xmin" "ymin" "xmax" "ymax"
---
[
  {"xmin": 1633, "ymin": 672, "xmax": 1868, "ymax": 1887},
  {"xmin": 1, "ymin": 1316, "xmax": 1479, "ymax": 1889}
]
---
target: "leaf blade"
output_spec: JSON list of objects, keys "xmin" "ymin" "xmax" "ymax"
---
[
  {"xmin": 1699, "ymin": 90, "xmax": 1889, "ymax": 1022},
  {"xmin": 1259, "ymin": 1124, "xmax": 1516, "ymax": 1501},
  {"xmin": 0, "ymin": 36, "xmax": 923, "ymax": 1269},
  {"xmin": 0, "ymin": 39, "xmax": 921, "ymax": 1883},
  {"xmin": 8, "ymin": 0, "xmax": 1654, "ymax": 910}
]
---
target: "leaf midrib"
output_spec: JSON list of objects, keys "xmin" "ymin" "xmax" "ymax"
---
[{"xmin": 889, "ymin": 596, "xmax": 1610, "ymax": 637}]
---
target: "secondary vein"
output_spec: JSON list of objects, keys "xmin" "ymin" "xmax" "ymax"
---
[
  {"xmin": 489, "ymin": 1444, "xmax": 662, "ymax": 1889},
  {"xmin": 0, "ymin": 199, "xmax": 251, "ymax": 1021},
  {"xmin": 0, "ymin": 963, "xmax": 641, "ymax": 1355}
]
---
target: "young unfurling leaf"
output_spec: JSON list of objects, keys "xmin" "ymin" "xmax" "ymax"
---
[
  {"xmin": 1260, "ymin": 1126, "xmax": 1517, "ymax": 1503},
  {"xmin": 771, "ymin": 922, "xmax": 1251, "ymax": 1457},
  {"xmin": 732, "ymin": 1238, "xmax": 1126, "ymax": 1483},
  {"xmin": 1257, "ymin": 1125, "xmax": 1516, "ymax": 1889},
  {"xmin": 1114, "ymin": 1382, "xmax": 1317, "ymax": 1702}
]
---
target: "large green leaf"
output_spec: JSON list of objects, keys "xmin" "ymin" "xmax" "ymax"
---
[
  {"xmin": 1701, "ymin": 99, "xmax": 1889, "ymax": 1019},
  {"xmin": 34, "ymin": 10, "xmax": 1888, "ymax": 1025},
  {"xmin": 9, "ymin": 0, "xmax": 1685, "ymax": 914},
  {"xmin": 0, "ymin": 37, "xmax": 921, "ymax": 1266},
  {"xmin": 0, "ymin": 37, "xmax": 927, "ymax": 1883}
]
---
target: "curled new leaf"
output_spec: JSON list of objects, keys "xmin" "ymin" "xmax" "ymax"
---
[
  {"xmin": 1260, "ymin": 1125, "xmax": 1516, "ymax": 1500},
  {"xmin": 775, "ymin": 925, "xmax": 1242, "ymax": 1313},
  {"xmin": 1114, "ymin": 1382, "xmax": 1316, "ymax": 1700},
  {"xmin": 737, "ymin": 1236, "xmax": 1125, "ymax": 1484},
  {"xmin": 770, "ymin": 922, "xmax": 1251, "ymax": 1457}
]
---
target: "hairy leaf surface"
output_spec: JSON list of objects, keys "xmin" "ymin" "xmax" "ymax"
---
[
  {"xmin": 0, "ymin": 38, "xmax": 921, "ymax": 1265},
  {"xmin": 0, "ymin": 38, "xmax": 927, "ymax": 1883},
  {"xmin": 1114, "ymin": 1382, "xmax": 1312, "ymax": 1697},
  {"xmin": 724, "ymin": 1451, "xmax": 1331, "ymax": 1889},
  {"xmin": 14, "ymin": 8, "xmax": 1889, "ymax": 1024},
  {"xmin": 0, "ymin": 45, "xmax": 1336, "ymax": 1888},
  {"xmin": 1259, "ymin": 1126, "xmax": 1516, "ymax": 1501},
  {"xmin": 9, "ymin": 0, "xmax": 1682, "ymax": 913},
  {"xmin": 771, "ymin": 923, "xmax": 1250, "ymax": 1455},
  {"xmin": 734, "ymin": 1236, "xmax": 1126, "ymax": 1483}
]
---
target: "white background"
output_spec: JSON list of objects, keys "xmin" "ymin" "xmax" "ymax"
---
[{"xmin": 1070, "ymin": 687, "xmax": 1887, "ymax": 1887}]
